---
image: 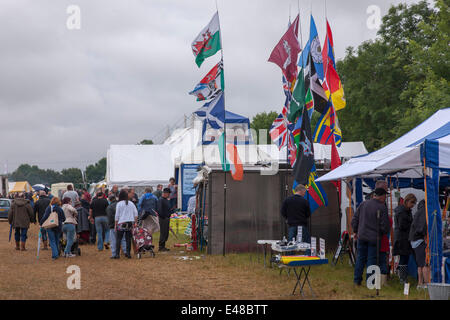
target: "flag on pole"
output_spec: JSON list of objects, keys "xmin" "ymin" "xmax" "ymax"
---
[
  {"xmin": 306, "ymin": 166, "xmax": 328, "ymax": 213},
  {"xmin": 288, "ymin": 68, "xmax": 305, "ymax": 123},
  {"xmin": 292, "ymin": 105, "xmax": 314, "ymax": 185},
  {"xmin": 192, "ymin": 12, "xmax": 222, "ymax": 67},
  {"xmin": 218, "ymin": 132, "xmax": 244, "ymax": 181},
  {"xmin": 322, "ymin": 20, "xmax": 346, "ymax": 111},
  {"xmin": 268, "ymin": 14, "xmax": 301, "ymax": 83},
  {"xmin": 299, "ymin": 15, "xmax": 324, "ymax": 80},
  {"xmin": 305, "ymin": 52, "xmax": 328, "ymax": 115},
  {"xmin": 195, "ymin": 93, "xmax": 226, "ymax": 145},
  {"xmin": 189, "ymin": 60, "xmax": 224, "ymax": 101},
  {"xmin": 313, "ymin": 98, "xmax": 342, "ymax": 147},
  {"xmin": 269, "ymin": 112, "xmax": 289, "ymax": 149}
]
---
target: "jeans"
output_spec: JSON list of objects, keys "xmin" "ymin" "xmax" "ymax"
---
[
  {"xmin": 287, "ymin": 225, "xmax": 310, "ymax": 243},
  {"xmin": 40, "ymin": 227, "xmax": 47, "ymax": 241},
  {"xmin": 94, "ymin": 216, "xmax": 110, "ymax": 251},
  {"xmin": 110, "ymin": 228, "xmax": 127, "ymax": 257},
  {"xmin": 115, "ymin": 230, "xmax": 132, "ymax": 257},
  {"xmin": 14, "ymin": 228, "xmax": 28, "ymax": 242},
  {"xmin": 62, "ymin": 223, "xmax": 76, "ymax": 255},
  {"xmin": 354, "ymin": 240, "xmax": 378, "ymax": 284},
  {"xmin": 47, "ymin": 228, "xmax": 61, "ymax": 259}
]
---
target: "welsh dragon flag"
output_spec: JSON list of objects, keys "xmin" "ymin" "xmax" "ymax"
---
[
  {"xmin": 218, "ymin": 132, "xmax": 243, "ymax": 181},
  {"xmin": 192, "ymin": 12, "xmax": 222, "ymax": 67}
]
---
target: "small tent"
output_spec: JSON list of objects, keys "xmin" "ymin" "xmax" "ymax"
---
[{"xmin": 8, "ymin": 181, "xmax": 33, "ymax": 193}]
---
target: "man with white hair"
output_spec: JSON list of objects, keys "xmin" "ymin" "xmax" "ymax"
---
[{"xmin": 281, "ymin": 184, "xmax": 311, "ymax": 243}]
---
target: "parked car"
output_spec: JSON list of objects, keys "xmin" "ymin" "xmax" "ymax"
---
[{"xmin": 0, "ymin": 198, "xmax": 11, "ymax": 219}]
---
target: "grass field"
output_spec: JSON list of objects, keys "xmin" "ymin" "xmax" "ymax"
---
[{"xmin": 0, "ymin": 220, "xmax": 430, "ymax": 300}]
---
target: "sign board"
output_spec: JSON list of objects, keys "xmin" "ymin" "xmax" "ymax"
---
[
  {"xmin": 311, "ymin": 237, "xmax": 317, "ymax": 256},
  {"xmin": 180, "ymin": 164, "xmax": 200, "ymax": 211},
  {"xmin": 320, "ymin": 238, "xmax": 326, "ymax": 259}
]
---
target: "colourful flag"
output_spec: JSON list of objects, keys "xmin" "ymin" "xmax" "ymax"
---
[
  {"xmin": 192, "ymin": 12, "xmax": 222, "ymax": 67},
  {"xmin": 269, "ymin": 112, "xmax": 289, "ymax": 149},
  {"xmin": 195, "ymin": 93, "xmax": 225, "ymax": 145},
  {"xmin": 288, "ymin": 68, "xmax": 305, "ymax": 123},
  {"xmin": 268, "ymin": 15, "xmax": 301, "ymax": 83},
  {"xmin": 292, "ymin": 105, "xmax": 314, "ymax": 185},
  {"xmin": 189, "ymin": 60, "xmax": 224, "ymax": 101},
  {"xmin": 313, "ymin": 98, "xmax": 342, "ymax": 147},
  {"xmin": 322, "ymin": 20, "xmax": 346, "ymax": 111},
  {"xmin": 306, "ymin": 167, "xmax": 328, "ymax": 213},
  {"xmin": 305, "ymin": 52, "xmax": 328, "ymax": 115},
  {"xmin": 299, "ymin": 15, "xmax": 324, "ymax": 80},
  {"xmin": 330, "ymin": 141, "xmax": 342, "ymax": 193},
  {"xmin": 218, "ymin": 132, "xmax": 244, "ymax": 180}
]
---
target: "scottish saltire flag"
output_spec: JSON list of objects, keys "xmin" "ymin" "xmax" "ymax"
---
[
  {"xmin": 269, "ymin": 112, "xmax": 289, "ymax": 149},
  {"xmin": 192, "ymin": 12, "xmax": 222, "ymax": 67},
  {"xmin": 195, "ymin": 93, "xmax": 225, "ymax": 145},
  {"xmin": 189, "ymin": 60, "xmax": 224, "ymax": 101}
]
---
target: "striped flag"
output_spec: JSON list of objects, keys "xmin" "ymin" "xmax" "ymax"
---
[
  {"xmin": 218, "ymin": 132, "xmax": 243, "ymax": 181},
  {"xmin": 313, "ymin": 98, "xmax": 342, "ymax": 147},
  {"xmin": 292, "ymin": 165, "xmax": 328, "ymax": 213}
]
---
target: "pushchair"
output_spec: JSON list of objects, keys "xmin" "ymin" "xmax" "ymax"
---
[
  {"xmin": 132, "ymin": 223, "xmax": 155, "ymax": 259},
  {"xmin": 59, "ymin": 235, "xmax": 81, "ymax": 256}
]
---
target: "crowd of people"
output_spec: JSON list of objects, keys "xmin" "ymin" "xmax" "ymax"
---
[
  {"xmin": 7, "ymin": 179, "xmax": 178, "ymax": 261},
  {"xmin": 281, "ymin": 180, "xmax": 434, "ymax": 291}
]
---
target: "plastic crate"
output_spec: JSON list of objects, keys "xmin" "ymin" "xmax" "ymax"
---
[{"xmin": 427, "ymin": 283, "xmax": 450, "ymax": 300}]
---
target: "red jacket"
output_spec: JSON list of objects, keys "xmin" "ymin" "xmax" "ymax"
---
[{"xmin": 381, "ymin": 216, "xmax": 393, "ymax": 252}]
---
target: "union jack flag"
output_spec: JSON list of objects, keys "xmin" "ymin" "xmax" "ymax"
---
[{"xmin": 270, "ymin": 112, "xmax": 289, "ymax": 149}]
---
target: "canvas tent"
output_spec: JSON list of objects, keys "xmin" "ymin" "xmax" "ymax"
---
[
  {"xmin": 106, "ymin": 145, "xmax": 174, "ymax": 189},
  {"xmin": 8, "ymin": 181, "xmax": 33, "ymax": 193},
  {"xmin": 317, "ymin": 108, "xmax": 450, "ymax": 283}
]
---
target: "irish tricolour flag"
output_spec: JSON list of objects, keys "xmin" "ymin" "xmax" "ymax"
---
[
  {"xmin": 192, "ymin": 12, "xmax": 222, "ymax": 67},
  {"xmin": 218, "ymin": 132, "xmax": 243, "ymax": 181}
]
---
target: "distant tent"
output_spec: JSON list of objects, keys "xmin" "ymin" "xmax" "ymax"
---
[{"xmin": 9, "ymin": 181, "xmax": 33, "ymax": 193}]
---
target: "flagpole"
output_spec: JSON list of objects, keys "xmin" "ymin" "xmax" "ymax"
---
[{"xmin": 215, "ymin": 1, "xmax": 227, "ymax": 257}]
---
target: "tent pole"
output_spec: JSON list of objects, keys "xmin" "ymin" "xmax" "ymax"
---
[{"xmin": 423, "ymin": 157, "xmax": 431, "ymax": 283}]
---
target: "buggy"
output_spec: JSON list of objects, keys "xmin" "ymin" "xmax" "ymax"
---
[{"xmin": 132, "ymin": 224, "xmax": 155, "ymax": 259}]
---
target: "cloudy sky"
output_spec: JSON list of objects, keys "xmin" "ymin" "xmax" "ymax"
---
[{"xmin": 1, "ymin": 0, "xmax": 424, "ymax": 173}]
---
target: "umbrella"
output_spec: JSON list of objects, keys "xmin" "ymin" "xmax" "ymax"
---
[
  {"xmin": 32, "ymin": 184, "xmax": 48, "ymax": 192},
  {"xmin": 37, "ymin": 229, "xmax": 41, "ymax": 259}
]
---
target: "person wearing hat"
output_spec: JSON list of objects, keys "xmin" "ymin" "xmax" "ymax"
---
[
  {"xmin": 157, "ymin": 188, "xmax": 172, "ymax": 252},
  {"xmin": 351, "ymin": 187, "xmax": 391, "ymax": 286}
]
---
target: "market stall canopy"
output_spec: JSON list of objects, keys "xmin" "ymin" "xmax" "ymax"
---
[
  {"xmin": 8, "ymin": 181, "xmax": 33, "ymax": 193},
  {"xmin": 106, "ymin": 145, "xmax": 174, "ymax": 187},
  {"xmin": 317, "ymin": 108, "xmax": 450, "ymax": 182},
  {"xmin": 258, "ymin": 142, "xmax": 368, "ymax": 163}
]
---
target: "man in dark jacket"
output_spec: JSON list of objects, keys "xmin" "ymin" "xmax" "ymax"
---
[
  {"xmin": 281, "ymin": 184, "xmax": 311, "ymax": 243},
  {"xmin": 33, "ymin": 191, "xmax": 51, "ymax": 250},
  {"xmin": 409, "ymin": 200, "xmax": 429, "ymax": 288},
  {"xmin": 352, "ymin": 188, "xmax": 391, "ymax": 286},
  {"xmin": 89, "ymin": 191, "xmax": 110, "ymax": 251},
  {"xmin": 157, "ymin": 188, "xmax": 172, "ymax": 251}
]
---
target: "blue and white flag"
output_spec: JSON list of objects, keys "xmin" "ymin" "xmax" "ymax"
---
[
  {"xmin": 299, "ymin": 15, "xmax": 324, "ymax": 81},
  {"xmin": 195, "ymin": 92, "xmax": 226, "ymax": 144}
]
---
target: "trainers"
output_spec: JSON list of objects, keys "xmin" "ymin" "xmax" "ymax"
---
[{"xmin": 65, "ymin": 253, "xmax": 76, "ymax": 258}]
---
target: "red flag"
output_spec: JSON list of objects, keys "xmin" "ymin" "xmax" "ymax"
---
[
  {"xmin": 330, "ymin": 142, "xmax": 342, "ymax": 196},
  {"xmin": 268, "ymin": 15, "xmax": 301, "ymax": 83}
]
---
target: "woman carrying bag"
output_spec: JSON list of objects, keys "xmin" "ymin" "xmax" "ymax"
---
[
  {"xmin": 40, "ymin": 197, "xmax": 66, "ymax": 260},
  {"xmin": 112, "ymin": 190, "xmax": 138, "ymax": 259},
  {"xmin": 61, "ymin": 197, "xmax": 78, "ymax": 258}
]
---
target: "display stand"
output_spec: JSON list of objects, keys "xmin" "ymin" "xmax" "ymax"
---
[{"xmin": 332, "ymin": 231, "xmax": 355, "ymax": 266}]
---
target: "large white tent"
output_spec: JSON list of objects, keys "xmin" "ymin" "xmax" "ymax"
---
[{"xmin": 106, "ymin": 144, "xmax": 174, "ymax": 187}]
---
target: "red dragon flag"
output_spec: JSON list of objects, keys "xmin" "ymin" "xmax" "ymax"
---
[
  {"xmin": 192, "ymin": 12, "xmax": 222, "ymax": 67},
  {"xmin": 268, "ymin": 14, "xmax": 301, "ymax": 83}
]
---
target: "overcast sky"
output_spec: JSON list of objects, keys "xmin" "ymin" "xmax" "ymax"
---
[{"xmin": 1, "ymin": 0, "xmax": 425, "ymax": 173}]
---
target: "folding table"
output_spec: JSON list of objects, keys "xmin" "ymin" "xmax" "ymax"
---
[{"xmin": 278, "ymin": 258, "xmax": 329, "ymax": 298}]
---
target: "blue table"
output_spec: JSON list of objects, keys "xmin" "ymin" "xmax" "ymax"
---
[{"xmin": 278, "ymin": 258, "xmax": 329, "ymax": 298}]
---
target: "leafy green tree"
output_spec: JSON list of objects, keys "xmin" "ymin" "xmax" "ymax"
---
[
  {"xmin": 85, "ymin": 157, "xmax": 106, "ymax": 183},
  {"xmin": 336, "ymin": 0, "xmax": 447, "ymax": 152},
  {"xmin": 61, "ymin": 168, "xmax": 83, "ymax": 185},
  {"xmin": 250, "ymin": 111, "xmax": 278, "ymax": 144}
]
